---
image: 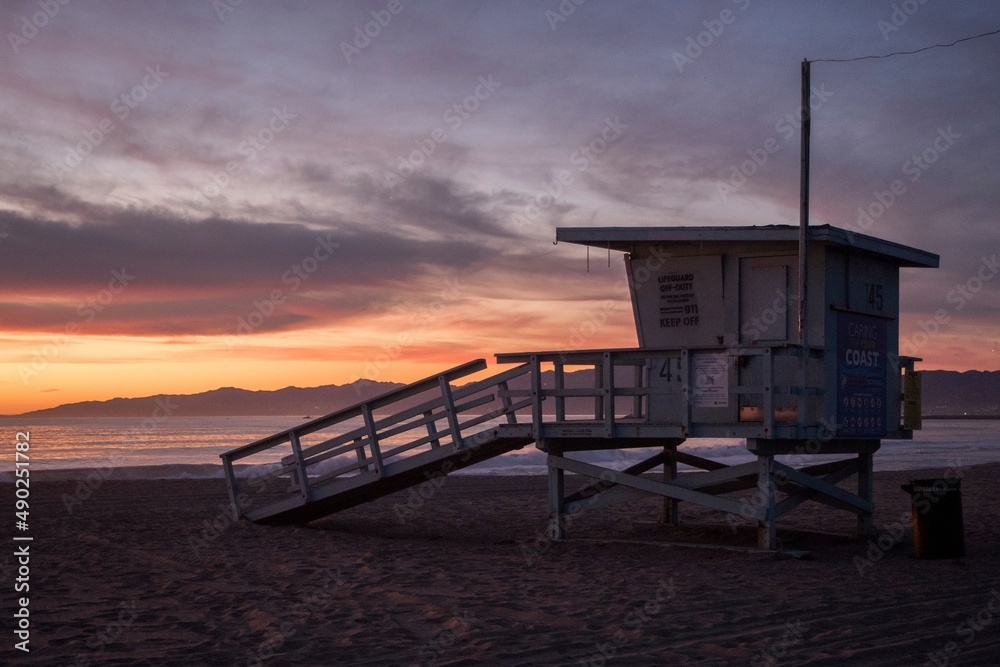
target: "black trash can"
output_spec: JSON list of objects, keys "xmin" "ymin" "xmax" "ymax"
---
[{"xmin": 900, "ymin": 478, "xmax": 965, "ymax": 559}]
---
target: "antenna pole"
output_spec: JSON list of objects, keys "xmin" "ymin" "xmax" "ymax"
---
[{"xmin": 798, "ymin": 59, "xmax": 810, "ymax": 346}]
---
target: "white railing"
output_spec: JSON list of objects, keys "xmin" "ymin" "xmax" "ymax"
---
[
  {"xmin": 220, "ymin": 359, "xmax": 532, "ymax": 518},
  {"xmin": 495, "ymin": 345, "xmax": 827, "ymax": 439}
]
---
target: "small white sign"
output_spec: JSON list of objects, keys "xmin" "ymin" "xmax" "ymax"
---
[{"xmin": 692, "ymin": 352, "xmax": 728, "ymax": 408}]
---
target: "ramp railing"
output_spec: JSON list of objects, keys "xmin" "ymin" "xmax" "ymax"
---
[{"xmin": 220, "ymin": 359, "xmax": 533, "ymax": 519}]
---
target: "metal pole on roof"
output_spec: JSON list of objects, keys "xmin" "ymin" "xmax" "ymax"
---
[{"xmin": 798, "ymin": 59, "xmax": 810, "ymax": 347}]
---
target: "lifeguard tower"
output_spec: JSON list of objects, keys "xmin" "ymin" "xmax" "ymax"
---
[{"xmin": 221, "ymin": 224, "xmax": 937, "ymax": 550}]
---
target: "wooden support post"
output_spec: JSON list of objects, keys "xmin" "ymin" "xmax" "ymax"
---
[
  {"xmin": 603, "ymin": 351, "xmax": 614, "ymax": 437},
  {"xmin": 763, "ymin": 347, "xmax": 774, "ymax": 437},
  {"xmin": 438, "ymin": 375, "xmax": 464, "ymax": 450},
  {"xmin": 530, "ymin": 355, "xmax": 543, "ymax": 441},
  {"xmin": 353, "ymin": 437, "xmax": 368, "ymax": 472},
  {"xmin": 661, "ymin": 445, "xmax": 679, "ymax": 525},
  {"xmin": 554, "ymin": 361, "xmax": 566, "ymax": 422},
  {"xmin": 797, "ymin": 348, "xmax": 809, "ymax": 438},
  {"xmin": 857, "ymin": 450, "xmax": 874, "ymax": 538},
  {"xmin": 361, "ymin": 404, "xmax": 384, "ymax": 476},
  {"xmin": 424, "ymin": 410, "xmax": 441, "ymax": 448},
  {"xmin": 547, "ymin": 445, "xmax": 566, "ymax": 540},
  {"xmin": 757, "ymin": 454, "xmax": 776, "ymax": 550},
  {"xmin": 289, "ymin": 432, "xmax": 312, "ymax": 501},
  {"xmin": 680, "ymin": 350, "xmax": 691, "ymax": 434},
  {"xmin": 632, "ymin": 363, "xmax": 643, "ymax": 419},
  {"xmin": 498, "ymin": 380, "xmax": 518, "ymax": 425},
  {"xmin": 221, "ymin": 455, "xmax": 241, "ymax": 518},
  {"xmin": 594, "ymin": 358, "xmax": 604, "ymax": 420}
]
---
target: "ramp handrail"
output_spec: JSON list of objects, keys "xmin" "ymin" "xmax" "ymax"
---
[{"xmin": 220, "ymin": 359, "xmax": 533, "ymax": 519}]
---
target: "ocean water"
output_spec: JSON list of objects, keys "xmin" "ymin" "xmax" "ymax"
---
[{"xmin": 0, "ymin": 416, "xmax": 997, "ymax": 483}]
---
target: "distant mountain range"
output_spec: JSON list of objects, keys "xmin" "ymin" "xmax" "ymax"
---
[
  {"xmin": 917, "ymin": 370, "xmax": 1000, "ymax": 417},
  {"xmin": 6, "ymin": 369, "xmax": 999, "ymax": 419},
  {"xmin": 9, "ymin": 380, "xmax": 406, "ymax": 418}
]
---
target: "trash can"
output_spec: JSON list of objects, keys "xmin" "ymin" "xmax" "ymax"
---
[{"xmin": 900, "ymin": 478, "xmax": 965, "ymax": 559}]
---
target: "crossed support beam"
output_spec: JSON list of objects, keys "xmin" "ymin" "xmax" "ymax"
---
[{"xmin": 545, "ymin": 438, "xmax": 879, "ymax": 550}]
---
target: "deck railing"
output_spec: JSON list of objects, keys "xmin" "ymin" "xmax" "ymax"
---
[{"xmin": 495, "ymin": 345, "xmax": 827, "ymax": 439}]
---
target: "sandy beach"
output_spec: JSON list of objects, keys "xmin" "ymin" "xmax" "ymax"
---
[{"xmin": 5, "ymin": 463, "xmax": 1000, "ymax": 666}]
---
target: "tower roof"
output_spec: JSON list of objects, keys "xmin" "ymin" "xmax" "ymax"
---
[{"xmin": 556, "ymin": 224, "xmax": 939, "ymax": 268}]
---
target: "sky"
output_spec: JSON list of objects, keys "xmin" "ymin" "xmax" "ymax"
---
[{"xmin": 1, "ymin": 1, "xmax": 998, "ymax": 414}]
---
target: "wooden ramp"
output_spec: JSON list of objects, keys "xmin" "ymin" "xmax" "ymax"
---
[{"xmin": 220, "ymin": 360, "xmax": 535, "ymax": 525}]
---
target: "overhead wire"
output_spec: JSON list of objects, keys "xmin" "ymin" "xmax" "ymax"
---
[{"xmin": 811, "ymin": 28, "xmax": 1000, "ymax": 64}]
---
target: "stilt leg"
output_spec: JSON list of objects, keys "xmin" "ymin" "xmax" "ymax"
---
[
  {"xmin": 857, "ymin": 451, "xmax": 874, "ymax": 538},
  {"xmin": 757, "ymin": 454, "xmax": 776, "ymax": 550},
  {"xmin": 548, "ymin": 460, "xmax": 566, "ymax": 540},
  {"xmin": 661, "ymin": 446, "xmax": 679, "ymax": 525}
]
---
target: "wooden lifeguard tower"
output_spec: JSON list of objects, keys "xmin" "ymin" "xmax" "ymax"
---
[
  {"xmin": 528, "ymin": 224, "xmax": 938, "ymax": 548},
  {"xmin": 221, "ymin": 224, "xmax": 937, "ymax": 550}
]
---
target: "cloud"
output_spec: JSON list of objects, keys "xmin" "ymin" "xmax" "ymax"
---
[
  {"xmin": 0, "ymin": 0, "xmax": 998, "ymax": 379},
  {"xmin": 0, "ymin": 173, "xmax": 589, "ymax": 336}
]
